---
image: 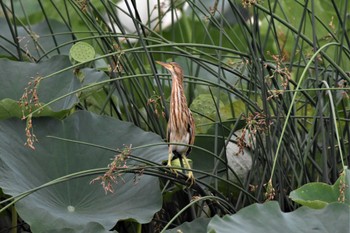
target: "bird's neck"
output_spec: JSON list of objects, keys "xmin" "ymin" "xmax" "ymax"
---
[
  {"xmin": 171, "ymin": 78, "xmax": 188, "ymax": 116},
  {"xmin": 171, "ymin": 79, "xmax": 187, "ymax": 105}
]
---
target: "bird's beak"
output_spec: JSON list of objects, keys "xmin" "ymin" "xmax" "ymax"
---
[{"xmin": 156, "ymin": 61, "xmax": 171, "ymax": 70}]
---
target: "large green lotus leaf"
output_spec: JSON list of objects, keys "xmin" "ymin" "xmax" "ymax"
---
[
  {"xmin": 80, "ymin": 68, "xmax": 109, "ymax": 86},
  {"xmin": 289, "ymin": 169, "xmax": 350, "ymax": 209},
  {"xmin": 0, "ymin": 111, "xmax": 167, "ymax": 233},
  {"xmin": 0, "ymin": 55, "xmax": 80, "ymax": 119},
  {"xmin": 207, "ymin": 201, "xmax": 350, "ymax": 233}
]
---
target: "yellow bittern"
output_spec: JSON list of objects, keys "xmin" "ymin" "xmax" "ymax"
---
[{"xmin": 156, "ymin": 61, "xmax": 195, "ymax": 185}]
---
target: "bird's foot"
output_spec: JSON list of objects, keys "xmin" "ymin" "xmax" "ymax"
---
[
  {"xmin": 186, "ymin": 171, "xmax": 195, "ymax": 187},
  {"xmin": 167, "ymin": 161, "xmax": 179, "ymax": 177}
]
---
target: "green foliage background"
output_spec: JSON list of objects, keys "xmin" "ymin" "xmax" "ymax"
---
[{"xmin": 0, "ymin": 0, "xmax": 349, "ymax": 232}]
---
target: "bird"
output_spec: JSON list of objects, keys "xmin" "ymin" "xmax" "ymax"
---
[{"xmin": 156, "ymin": 61, "xmax": 195, "ymax": 185}]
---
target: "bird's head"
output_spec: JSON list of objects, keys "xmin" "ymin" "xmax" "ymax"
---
[{"xmin": 156, "ymin": 61, "xmax": 184, "ymax": 81}]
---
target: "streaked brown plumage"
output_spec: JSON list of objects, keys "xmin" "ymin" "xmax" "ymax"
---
[{"xmin": 156, "ymin": 61, "xmax": 195, "ymax": 185}]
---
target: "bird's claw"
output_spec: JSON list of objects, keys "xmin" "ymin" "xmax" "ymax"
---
[
  {"xmin": 167, "ymin": 162, "xmax": 179, "ymax": 177},
  {"xmin": 167, "ymin": 158, "xmax": 195, "ymax": 186},
  {"xmin": 186, "ymin": 171, "xmax": 195, "ymax": 187}
]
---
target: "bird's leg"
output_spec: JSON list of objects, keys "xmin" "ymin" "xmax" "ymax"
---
[
  {"xmin": 167, "ymin": 152, "xmax": 178, "ymax": 176},
  {"xmin": 182, "ymin": 155, "xmax": 195, "ymax": 186}
]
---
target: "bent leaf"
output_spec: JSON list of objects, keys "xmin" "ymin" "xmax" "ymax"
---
[
  {"xmin": 207, "ymin": 201, "xmax": 350, "ymax": 233},
  {"xmin": 0, "ymin": 56, "xmax": 80, "ymax": 119},
  {"xmin": 0, "ymin": 18, "xmax": 72, "ymax": 59},
  {"xmin": 289, "ymin": 169, "xmax": 350, "ymax": 208}
]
